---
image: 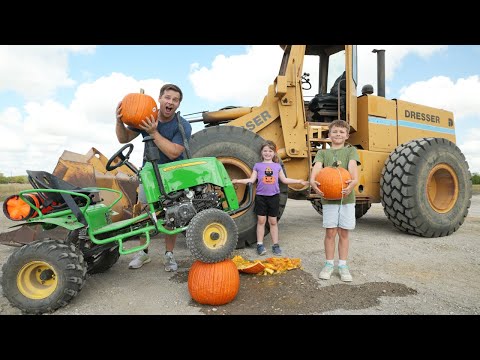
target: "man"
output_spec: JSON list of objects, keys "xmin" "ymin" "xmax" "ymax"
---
[{"xmin": 115, "ymin": 84, "xmax": 192, "ymax": 271}]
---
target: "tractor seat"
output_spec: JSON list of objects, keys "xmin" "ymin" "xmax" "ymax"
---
[{"xmin": 26, "ymin": 170, "xmax": 100, "ymax": 208}]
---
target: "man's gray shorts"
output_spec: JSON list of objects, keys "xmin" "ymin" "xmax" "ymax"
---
[
  {"xmin": 322, "ymin": 203, "xmax": 356, "ymax": 230},
  {"xmin": 138, "ymin": 183, "xmax": 147, "ymax": 204}
]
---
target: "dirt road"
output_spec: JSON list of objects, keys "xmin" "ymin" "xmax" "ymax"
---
[{"xmin": 1, "ymin": 196, "xmax": 479, "ymax": 315}]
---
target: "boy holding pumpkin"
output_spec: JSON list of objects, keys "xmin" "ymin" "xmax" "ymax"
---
[{"xmin": 309, "ymin": 119, "xmax": 360, "ymax": 282}]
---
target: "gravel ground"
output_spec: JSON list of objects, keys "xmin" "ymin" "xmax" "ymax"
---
[{"xmin": 1, "ymin": 196, "xmax": 479, "ymax": 315}]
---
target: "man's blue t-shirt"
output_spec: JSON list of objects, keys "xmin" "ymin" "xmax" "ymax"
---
[{"xmin": 128, "ymin": 115, "xmax": 192, "ymax": 165}]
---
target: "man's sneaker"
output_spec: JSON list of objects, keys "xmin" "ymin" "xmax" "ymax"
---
[
  {"xmin": 164, "ymin": 251, "xmax": 178, "ymax": 272},
  {"xmin": 257, "ymin": 244, "xmax": 267, "ymax": 256},
  {"xmin": 338, "ymin": 265, "xmax": 353, "ymax": 282},
  {"xmin": 319, "ymin": 262, "xmax": 334, "ymax": 280},
  {"xmin": 128, "ymin": 250, "xmax": 151, "ymax": 269},
  {"xmin": 272, "ymin": 244, "xmax": 282, "ymax": 256}
]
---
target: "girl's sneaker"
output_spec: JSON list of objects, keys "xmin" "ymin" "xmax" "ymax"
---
[
  {"xmin": 272, "ymin": 244, "xmax": 282, "ymax": 256},
  {"xmin": 257, "ymin": 244, "xmax": 267, "ymax": 256}
]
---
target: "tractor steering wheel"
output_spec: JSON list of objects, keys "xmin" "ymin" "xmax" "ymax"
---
[{"xmin": 106, "ymin": 144, "xmax": 134, "ymax": 171}]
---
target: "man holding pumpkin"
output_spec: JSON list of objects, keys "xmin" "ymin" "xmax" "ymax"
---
[
  {"xmin": 115, "ymin": 83, "xmax": 192, "ymax": 271},
  {"xmin": 309, "ymin": 119, "xmax": 360, "ymax": 282}
]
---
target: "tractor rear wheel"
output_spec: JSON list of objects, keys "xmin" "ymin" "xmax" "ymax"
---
[
  {"xmin": 1, "ymin": 239, "xmax": 87, "ymax": 314},
  {"xmin": 186, "ymin": 208, "xmax": 238, "ymax": 263},
  {"xmin": 190, "ymin": 126, "xmax": 288, "ymax": 248},
  {"xmin": 66, "ymin": 229, "xmax": 120, "ymax": 275},
  {"xmin": 380, "ymin": 137, "xmax": 472, "ymax": 237}
]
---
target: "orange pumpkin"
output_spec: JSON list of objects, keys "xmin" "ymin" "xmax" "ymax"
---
[
  {"xmin": 315, "ymin": 166, "xmax": 352, "ymax": 200},
  {"xmin": 120, "ymin": 93, "xmax": 158, "ymax": 128},
  {"xmin": 188, "ymin": 259, "xmax": 240, "ymax": 306},
  {"xmin": 3, "ymin": 194, "xmax": 42, "ymax": 221}
]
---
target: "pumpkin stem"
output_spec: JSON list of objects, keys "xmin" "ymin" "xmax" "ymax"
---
[{"xmin": 139, "ymin": 88, "xmax": 145, "ymax": 94}]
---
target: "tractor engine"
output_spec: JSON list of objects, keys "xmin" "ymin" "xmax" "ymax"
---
[{"xmin": 164, "ymin": 184, "xmax": 221, "ymax": 228}]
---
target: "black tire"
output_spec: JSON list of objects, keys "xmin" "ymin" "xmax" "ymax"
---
[
  {"xmin": 380, "ymin": 138, "xmax": 472, "ymax": 237},
  {"xmin": 86, "ymin": 247, "xmax": 120, "ymax": 275},
  {"xmin": 354, "ymin": 201, "xmax": 371, "ymax": 219},
  {"xmin": 1, "ymin": 239, "xmax": 87, "ymax": 314},
  {"xmin": 66, "ymin": 230, "xmax": 120, "ymax": 275},
  {"xmin": 190, "ymin": 126, "xmax": 288, "ymax": 248},
  {"xmin": 309, "ymin": 200, "xmax": 371, "ymax": 219},
  {"xmin": 186, "ymin": 208, "xmax": 238, "ymax": 263}
]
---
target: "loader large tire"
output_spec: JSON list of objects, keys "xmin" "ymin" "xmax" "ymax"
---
[
  {"xmin": 1, "ymin": 239, "xmax": 87, "ymax": 314},
  {"xmin": 186, "ymin": 208, "xmax": 238, "ymax": 263},
  {"xmin": 190, "ymin": 126, "xmax": 288, "ymax": 248},
  {"xmin": 380, "ymin": 138, "xmax": 472, "ymax": 237}
]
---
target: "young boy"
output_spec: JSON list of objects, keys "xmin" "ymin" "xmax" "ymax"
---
[{"xmin": 309, "ymin": 120, "xmax": 360, "ymax": 282}]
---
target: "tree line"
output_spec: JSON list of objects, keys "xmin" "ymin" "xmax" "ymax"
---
[{"xmin": 0, "ymin": 173, "xmax": 29, "ymax": 184}]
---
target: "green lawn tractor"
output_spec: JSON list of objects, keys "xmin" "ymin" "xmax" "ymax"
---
[{"xmin": 1, "ymin": 136, "xmax": 252, "ymax": 314}]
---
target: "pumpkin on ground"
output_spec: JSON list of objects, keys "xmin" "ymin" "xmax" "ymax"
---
[
  {"xmin": 232, "ymin": 255, "xmax": 266, "ymax": 274},
  {"xmin": 120, "ymin": 92, "xmax": 158, "ymax": 128},
  {"xmin": 315, "ymin": 166, "xmax": 351, "ymax": 200},
  {"xmin": 188, "ymin": 259, "xmax": 240, "ymax": 306}
]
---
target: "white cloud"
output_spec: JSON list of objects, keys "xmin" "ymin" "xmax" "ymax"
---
[
  {"xmin": 0, "ymin": 45, "xmax": 96, "ymax": 101},
  {"xmin": 398, "ymin": 75, "xmax": 480, "ymax": 120},
  {"xmin": 458, "ymin": 128, "xmax": 480, "ymax": 174},
  {"xmin": 357, "ymin": 45, "xmax": 447, "ymax": 96},
  {"xmin": 189, "ymin": 45, "xmax": 283, "ymax": 105},
  {"xmin": 189, "ymin": 45, "xmax": 448, "ymax": 104},
  {"xmin": 0, "ymin": 72, "xmax": 165, "ymax": 175}
]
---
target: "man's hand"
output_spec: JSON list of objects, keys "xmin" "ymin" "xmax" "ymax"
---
[
  {"xmin": 139, "ymin": 114, "xmax": 159, "ymax": 135},
  {"xmin": 116, "ymin": 102, "xmax": 124, "ymax": 124}
]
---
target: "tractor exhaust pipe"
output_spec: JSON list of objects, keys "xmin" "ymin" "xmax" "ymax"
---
[{"xmin": 372, "ymin": 49, "xmax": 385, "ymax": 97}]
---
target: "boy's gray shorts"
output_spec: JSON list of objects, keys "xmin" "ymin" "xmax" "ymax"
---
[{"xmin": 322, "ymin": 203, "xmax": 356, "ymax": 230}]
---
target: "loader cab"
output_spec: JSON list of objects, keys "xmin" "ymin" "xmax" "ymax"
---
[{"xmin": 301, "ymin": 45, "xmax": 358, "ymax": 132}]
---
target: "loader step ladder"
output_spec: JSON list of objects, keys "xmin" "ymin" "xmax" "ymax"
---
[{"xmin": 306, "ymin": 122, "xmax": 331, "ymax": 169}]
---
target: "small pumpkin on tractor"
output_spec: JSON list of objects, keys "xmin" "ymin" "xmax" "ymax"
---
[{"xmin": 1, "ymin": 136, "xmax": 252, "ymax": 314}]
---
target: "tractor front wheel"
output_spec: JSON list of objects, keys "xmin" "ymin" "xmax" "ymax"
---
[{"xmin": 186, "ymin": 208, "xmax": 238, "ymax": 263}]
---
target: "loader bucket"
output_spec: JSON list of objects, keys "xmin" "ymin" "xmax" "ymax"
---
[{"xmin": 0, "ymin": 147, "xmax": 139, "ymax": 247}]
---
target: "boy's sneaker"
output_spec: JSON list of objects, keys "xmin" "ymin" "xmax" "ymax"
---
[
  {"xmin": 338, "ymin": 265, "xmax": 353, "ymax": 282},
  {"xmin": 319, "ymin": 262, "xmax": 334, "ymax": 280},
  {"xmin": 257, "ymin": 244, "xmax": 267, "ymax": 256},
  {"xmin": 164, "ymin": 251, "xmax": 178, "ymax": 272},
  {"xmin": 128, "ymin": 250, "xmax": 151, "ymax": 269},
  {"xmin": 272, "ymin": 244, "xmax": 282, "ymax": 256}
]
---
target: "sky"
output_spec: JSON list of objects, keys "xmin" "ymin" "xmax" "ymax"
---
[{"xmin": 1, "ymin": 45, "xmax": 479, "ymax": 177}]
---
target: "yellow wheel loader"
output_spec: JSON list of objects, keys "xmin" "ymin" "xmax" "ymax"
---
[{"xmin": 189, "ymin": 45, "xmax": 472, "ymax": 247}]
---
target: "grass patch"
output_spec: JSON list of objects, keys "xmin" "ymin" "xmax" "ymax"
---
[{"xmin": 0, "ymin": 183, "xmax": 32, "ymax": 201}]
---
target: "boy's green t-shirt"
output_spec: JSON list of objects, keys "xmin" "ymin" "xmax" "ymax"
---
[{"xmin": 313, "ymin": 144, "xmax": 361, "ymax": 205}]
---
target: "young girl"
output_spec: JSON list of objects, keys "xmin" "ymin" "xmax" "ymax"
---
[{"xmin": 232, "ymin": 140, "xmax": 309, "ymax": 256}]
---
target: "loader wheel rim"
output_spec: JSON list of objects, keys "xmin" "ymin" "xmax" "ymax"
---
[
  {"xmin": 203, "ymin": 223, "xmax": 228, "ymax": 249},
  {"xmin": 218, "ymin": 156, "xmax": 253, "ymax": 218},
  {"xmin": 426, "ymin": 164, "xmax": 458, "ymax": 213},
  {"xmin": 17, "ymin": 261, "xmax": 58, "ymax": 299}
]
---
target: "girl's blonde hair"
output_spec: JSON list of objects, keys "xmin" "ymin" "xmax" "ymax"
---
[{"xmin": 260, "ymin": 140, "xmax": 279, "ymax": 163}]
